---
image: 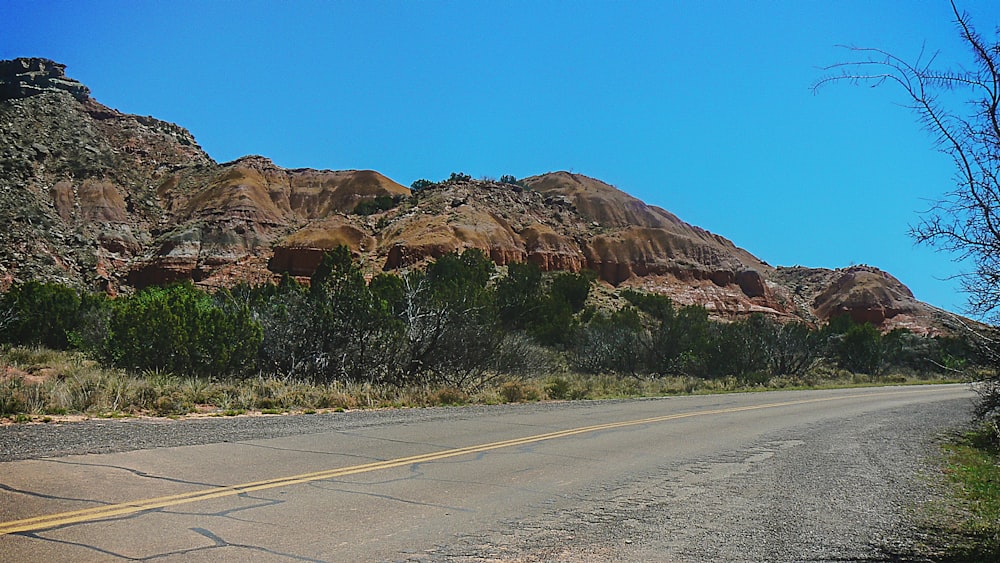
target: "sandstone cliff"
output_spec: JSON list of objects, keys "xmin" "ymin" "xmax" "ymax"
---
[{"xmin": 130, "ymin": 155, "xmax": 408, "ymax": 287}]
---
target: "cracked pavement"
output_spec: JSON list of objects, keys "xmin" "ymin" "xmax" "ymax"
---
[{"xmin": 0, "ymin": 385, "xmax": 973, "ymax": 561}]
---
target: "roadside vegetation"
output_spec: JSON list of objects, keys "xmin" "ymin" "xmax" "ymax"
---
[
  {"xmin": 0, "ymin": 340, "xmax": 968, "ymax": 423},
  {"xmin": 0, "ymin": 247, "xmax": 980, "ymax": 422},
  {"xmin": 896, "ymin": 426, "xmax": 1000, "ymax": 562},
  {"xmin": 938, "ymin": 428, "xmax": 1000, "ymax": 561}
]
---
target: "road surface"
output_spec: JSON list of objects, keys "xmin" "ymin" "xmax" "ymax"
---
[{"xmin": 0, "ymin": 385, "xmax": 973, "ymax": 561}]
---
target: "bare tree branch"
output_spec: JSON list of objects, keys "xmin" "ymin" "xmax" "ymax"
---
[
  {"xmin": 0, "ymin": 306, "xmax": 15, "ymax": 333},
  {"xmin": 815, "ymin": 1, "xmax": 1000, "ymax": 319}
]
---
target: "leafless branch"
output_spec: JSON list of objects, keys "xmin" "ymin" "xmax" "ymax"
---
[
  {"xmin": 0, "ymin": 306, "xmax": 15, "ymax": 333},
  {"xmin": 815, "ymin": 1, "xmax": 1000, "ymax": 318}
]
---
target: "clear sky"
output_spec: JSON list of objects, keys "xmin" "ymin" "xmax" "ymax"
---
[{"xmin": 4, "ymin": 0, "xmax": 999, "ymax": 316}]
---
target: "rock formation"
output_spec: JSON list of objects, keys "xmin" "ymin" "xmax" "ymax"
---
[
  {"xmin": 0, "ymin": 58, "xmax": 958, "ymax": 332},
  {"xmin": 0, "ymin": 58, "xmax": 90, "ymax": 101},
  {"xmin": 131, "ymin": 155, "xmax": 408, "ymax": 286}
]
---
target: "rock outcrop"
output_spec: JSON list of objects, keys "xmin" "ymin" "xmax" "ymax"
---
[
  {"xmin": 269, "ymin": 217, "xmax": 376, "ymax": 276},
  {"xmin": 0, "ymin": 57, "xmax": 212, "ymax": 291},
  {"xmin": 771, "ymin": 265, "xmax": 957, "ymax": 334},
  {"xmin": 0, "ymin": 58, "xmax": 90, "ymax": 101},
  {"xmin": 130, "ymin": 155, "xmax": 408, "ymax": 286}
]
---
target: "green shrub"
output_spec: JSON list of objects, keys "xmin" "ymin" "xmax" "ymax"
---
[
  {"xmin": 499, "ymin": 381, "xmax": 541, "ymax": 403},
  {"xmin": 445, "ymin": 172, "xmax": 472, "ymax": 183},
  {"xmin": 305, "ymin": 247, "xmax": 406, "ymax": 383},
  {"xmin": 399, "ymin": 250, "xmax": 501, "ymax": 387},
  {"xmin": 410, "ymin": 179, "xmax": 434, "ymax": 191},
  {"xmin": 572, "ymin": 308, "xmax": 644, "ymax": 375},
  {"xmin": 496, "ymin": 262, "xmax": 543, "ymax": 331},
  {"xmin": 550, "ymin": 271, "xmax": 594, "ymax": 313},
  {"xmin": 353, "ymin": 194, "xmax": 401, "ymax": 215},
  {"xmin": 529, "ymin": 297, "xmax": 577, "ymax": 347},
  {"xmin": 152, "ymin": 392, "xmax": 191, "ymax": 416},
  {"xmin": 0, "ymin": 281, "xmax": 81, "ymax": 349},
  {"xmin": 100, "ymin": 283, "xmax": 262, "ymax": 378},
  {"xmin": 836, "ymin": 321, "xmax": 885, "ymax": 375},
  {"xmin": 544, "ymin": 376, "xmax": 571, "ymax": 399}
]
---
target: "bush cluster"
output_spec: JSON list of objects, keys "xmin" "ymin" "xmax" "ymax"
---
[
  {"xmin": 353, "ymin": 194, "xmax": 403, "ymax": 216},
  {"xmin": 570, "ymin": 289, "xmax": 978, "ymax": 382},
  {"xmin": 0, "ymin": 251, "xmax": 981, "ymax": 392},
  {"xmin": 0, "ymin": 249, "xmax": 580, "ymax": 389}
]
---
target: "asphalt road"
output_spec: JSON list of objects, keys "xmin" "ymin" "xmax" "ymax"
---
[{"xmin": 0, "ymin": 384, "xmax": 974, "ymax": 561}]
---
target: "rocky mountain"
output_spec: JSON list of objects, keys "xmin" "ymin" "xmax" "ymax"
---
[{"xmin": 0, "ymin": 58, "xmax": 960, "ymax": 333}]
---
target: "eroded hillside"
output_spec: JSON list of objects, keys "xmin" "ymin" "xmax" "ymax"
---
[{"xmin": 0, "ymin": 57, "xmax": 958, "ymax": 332}]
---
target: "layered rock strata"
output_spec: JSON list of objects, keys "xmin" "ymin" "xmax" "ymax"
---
[{"xmin": 0, "ymin": 58, "xmax": 957, "ymax": 330}]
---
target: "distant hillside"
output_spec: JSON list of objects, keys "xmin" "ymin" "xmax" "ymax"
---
[{"xmin": 0, "ymin": 57, "xmax": 962, "ymax": 333}]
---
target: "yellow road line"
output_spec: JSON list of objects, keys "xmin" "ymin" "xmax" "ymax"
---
[{"xmin": 0, "ymin": 386, "xmax": 955, "ymax": 535}]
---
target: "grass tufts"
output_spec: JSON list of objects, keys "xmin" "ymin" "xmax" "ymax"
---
[{"xmin": 0, "ymin": 346, "xmax": 972, "ymax": 422}]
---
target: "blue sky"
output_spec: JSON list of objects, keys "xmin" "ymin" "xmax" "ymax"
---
[{"xmin": 4, "ymin": 0, "xmax": 999, "ymax": 315}]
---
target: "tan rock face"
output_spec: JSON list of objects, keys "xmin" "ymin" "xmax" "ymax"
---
[
  {"xmin": 811, "ymin": 267, "xmax": 914, "ymax": 323},
  {"xmin": 520, "ymin": 224, "xmax": 586, "ymax": 271},
  {"xmin": 130, "ymin": 156, "xmax": 408, "ymax": 286},
  {"xmin": 770, "ymin": 265, "xmax": 955, "ymax": 333},
  {"xmin": 49, "ymin": 180, "xmax": 74, "ymax": 222},
  {"xmin": 78, "ymin": 180, "xmax": 128, "ymax": 222},
  {"xmin": 379, "ymin": 202, "xmax": 526, "ymax": 270},
  {"xmin": 349, "ymin": 176, "xmax": 798, "ymax": 319},
  {"xmin": 270, "ymin": 218, "xmax": 375, "ymax": 277},
  {"xmin": 523, "ymin": 171, "xmax": 669, "ymax": 228},
  {"xmin": 515, "ymin": 173, "xmax": 798, "ymax": 318}
]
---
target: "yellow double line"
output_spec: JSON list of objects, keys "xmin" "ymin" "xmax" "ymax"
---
[{"xmin": 0, "ymin": 387, "xmax": 948, "ymax": 535}]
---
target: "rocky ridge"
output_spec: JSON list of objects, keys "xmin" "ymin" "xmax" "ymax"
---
[{"xmin": 0, "ymin": 58, "xmax": 957, "ymax": 332}]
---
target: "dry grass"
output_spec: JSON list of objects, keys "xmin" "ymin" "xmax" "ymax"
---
[{"xmin": 0, "ymin": 345, "xmax": 967, "ymax": 423}]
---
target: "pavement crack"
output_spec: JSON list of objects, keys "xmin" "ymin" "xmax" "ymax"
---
[
  {"xmin": 174, "ymin": 527, "xmax": 330, "ymax": 562},
  {"xmin": 0, "ymin": 481, "xmax": 110, "ymax": 506},
  {"xmin": 44, "ymin": 459, "xmax": 221, "ymax": 488},
  {"xmin": 239, "ymin": 441, "xmax": 385, "ymax": 462},
  {"xmin": 17, "ymin": 531, "xmax": 138, "ymax": 561},
  {"xmin": 160, "ymin": 491, "xmax": 285, "ymax": 521},
  {"xmin": 306, "ymin": 482, "xmax": 473, "ymax": 513},
  {"xmin": 17, "ymin": 525, "xmax": 329, "ymax": 562},
  {"xmin": 189, "ymin": 526, "xmax": 227, "ymax": 547}
]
